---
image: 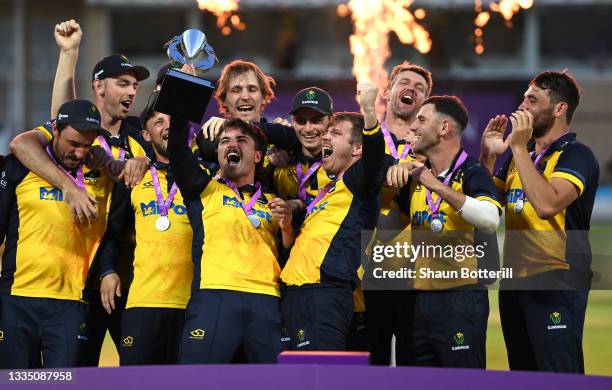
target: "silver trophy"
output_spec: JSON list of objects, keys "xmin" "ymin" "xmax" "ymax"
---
[
  {"xmin": 164, "ymin": 29, "xmax": 218, "ymax": 73},
  {"xmin": 155, "ymin": 29, "xmax": 217, "ymax": 123}
]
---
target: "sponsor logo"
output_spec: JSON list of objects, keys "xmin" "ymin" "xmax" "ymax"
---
[
  {"xmin": 506, "ymin": 188, "xmax": 528, "ymax": 204},
  {"xmin": 140, "ymin": 200, "xmax": 187, "ymax": 217},
  {"xmin": 94, "ymin": 70, "xmax": 104, "ymax": 80},
  {"xmin": 142, "ymin": 181, "xmax": 154, "ymax": 188},
  {"xmin": 222, "ymin": 195, "xmax": 272, "ymax": 222},
  {"xmin": 189, "ymin": 329, "xmax": 205, "ymax": 340},
  {"xmin": 58, "ymin": 114, "xmax": 69, "ymax": 120},
  {"xmin": 308, "ymin": 200, "xmax": 329, "ymax": 214},
  {"xmin": 40, "ymin": 187, "xmax": 63, "ymax": 201},
  {"xmin": 0, "ymin": 330, "xmax": 4, "ymax": 342},
  {"xmin": 412, "ymin": 210, "xmax": 447, "ymax": 226},
  {"xmin": 122, "ymin": 336, "xmax": 134, "ymax": 347},
  {"xmin": 548, "ymin": 311, "xmax": 567, "ymax": 330},
  {"xmin": 451, "ymin": 331, "xmax": 470, "ymax": 351}
]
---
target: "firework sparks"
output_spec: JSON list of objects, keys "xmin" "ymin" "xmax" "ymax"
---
[
  {"xmin": 473, "ymin": 0, "xmax": 534, "ymax": 55},
  {"xmin": 196, "ymin": 0, "xmax": 245, "ymax": 36},
  {"xmin": 338, "ymin": 0, "xmax": 431, "ymax": 87}
]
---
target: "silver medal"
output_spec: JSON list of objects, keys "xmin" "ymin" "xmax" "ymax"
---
[
  {"xmin": 513, "ymin": 199, "xmax": 524, "ymax": 214},
  {"xmin": 155, "ymin": 215, "xmax": 171, "ymax": 231},
  {"xmin": 247, "ymin": 214, "xmax": 261, "ymax": 228},
  {"xmin": 430, "ymin": 218, "xmax": 444, "ymax": 233}
]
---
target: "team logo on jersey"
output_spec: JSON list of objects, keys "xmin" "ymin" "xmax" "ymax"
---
[
  {"xmin": 0, "ymin": 330, "xmax": 4, "ymax": 342},
  {"xmin": 122, "ymin": 336, "xmax": 134, "ymax": 347},
  {"xmin": 296, "ymin": 329, "xmax": 310, "ymax": 348},
  {"xmin": 40, "ymin": 187, "xmax": 63, "ymax": 201},
  {"xmin": 548, "ymin": 311, "xmax": 567, "ymax": 330},
  {"xmin": 189, "ymin": 329, "xmax": 205, "ymax": 340},
  {"xmin": 140, "ymin": 200, "xmax": 187, "ymax": 217},
  {"xmin": 451, "ymin": 331, "xmax": 469, "ymax": 351},
  {"xmin": 0, "ymin": 171, "xmax": 7, "ymax": 189}
]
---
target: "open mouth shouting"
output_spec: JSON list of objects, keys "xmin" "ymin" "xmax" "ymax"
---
[
  {"xmin": 322, "ymin": 144, "xmax": 333, "ymax": 160},
  {"xmin": 225, "ymin": 147, "xmax": 242, "ymax": 166},
  {"xmin": 399, "ymin": 89, "xmax": 415, "ymax": 105}
]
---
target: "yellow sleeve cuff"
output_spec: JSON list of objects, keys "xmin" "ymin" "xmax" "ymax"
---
[
  {"xmin": 551, "ymin": 172, "xmax": 585, "ymax": 195},
  {"xmin": 476, "ymin": 195, "xmax": 502, "ymax": 211},
  {"xmin": 36, "ymin": 126, "xmax": 53, "ymax": 142},
  {"xmin": 363, "ymin": 123, "xmax": 381, "ymax": 136}
]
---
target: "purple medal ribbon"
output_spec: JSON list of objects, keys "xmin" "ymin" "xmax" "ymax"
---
[
  {"xmin": 425, "ymin": 150, "xmax": 469, "ymax": 218},
  {"xmin": 306, "ymin": 173, "xmax": 343, "ymax": 215},
  {"xmin": 296, "ymin": 161, "xmax": 322, "ymax": 203},
  {"xmin": 97, "ymin": 136, "xmax": 126, "ymax": 161},
  {"xmin": 532, "ymin": 132, "xmax": 568, "ymax": 167},
  {"xmin": 150, "ymin": 166, "xmax": 179, "ymax": 217},
  {"xmin": 45, "ymin": 145, "xmax": 85, "ymax": 190},
  {"xmin": 188, "ymin": 123, "xmax": 199, "ymax": 148},
  {"xmin": 381, "ymin": 122, "xmax": 411, "ymax": 160},
  {"xmin": 222, "ymin": 179, "xmax": 263, "ymax": 218}
]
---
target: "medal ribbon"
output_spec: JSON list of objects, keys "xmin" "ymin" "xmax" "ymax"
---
[
  {"xmin": 45, "ymin": 145, "xmax": 85, "ymax": 190},
  {"xmin": 306, "ymin": 173, "xmax": 343, "ymax": 215},
  {"xmin": 188, "ymin": 123, "xmax": 199, "ymax": 148},
  {"xmin": 97, "ymin": 136, "xmax": 126, "ymax": 161},
  {"xmin": 296, "ymin": 161, "xmax": 322, "ymax": 203},
  {"xmin": 381, "ymin": 122, "xmax": 411, "ymax": 160},
  {"xmin": 222, "ymin": 179, "xmax": 263, "ymax": 217},
  {"xmin": 425, "ymin": 150, "xmax": 469, "ymax": 218},
  {"xmin": 150, "ymin": 166, "xmax": 179, "ymax": 217}
]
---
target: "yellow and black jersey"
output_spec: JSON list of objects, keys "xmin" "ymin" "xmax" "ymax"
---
[
  {"xmin": 168, "ymin": 119, "xmax": 282, "ymax": 297},
  {"xmin": 0, "ymin": 150, "xmax": 112, "ymax": 301},
  {"xmin": 97, "ymin": 162, "xmax": 193, "ymax": 309},
  {"xmin": 281, "ymin": 124, "xmax": 387, "ymax": 287},
  {"xmin": 394, "ymin": 150, "xmax": 501, "ymax": 290},
  {"xmin": 38, "ymin": 118, "xmax": 153, "ymax": 292},
  {"xmin": 494, "ymin": 132, "xmax": 599, "ymax": 279},
  {"xmin": 271, "ymin": 155, "xmax": 331, "ymax": 206},
  {"xmin": 380, "ymin": 134, "xmax": 417, "ymax": 217}
]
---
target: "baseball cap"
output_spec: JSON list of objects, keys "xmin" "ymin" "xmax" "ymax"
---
[
  {"xmin": 92, "ymin": 54, "xmax": 150, "ymax": 82},
  {"xmin": 290, "ymin": 87, "xmax": 333, "ymax": 116},
  {"xmin": 55, "ymin": 100, "xmax": 110, "ymax": 137},
  {"xmin": 155, "ymin": 62, "xmax": 173, "ymax": 87},
  {"xmin": 140, "ymin": 91, "xmax": 160, "ymax": 126}
]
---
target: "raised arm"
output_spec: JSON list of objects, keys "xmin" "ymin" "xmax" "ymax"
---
[
  {"xmin": 51, "ymin": 20, "xmax": 82, "ymax": 118},
  {"xmin": 346, "ymin": 82, "xmax": 386, "ymax": 195},
  {"xmin": 168, "ymin": 117, "xmax": 212, "ymax": 199}
]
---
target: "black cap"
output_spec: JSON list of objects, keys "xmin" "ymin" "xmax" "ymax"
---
[
  {"xmin": 140, "ymin": 91, "xmax": 160, "ymax": 126},
  {"xmin": 92, "ymin": 54, "xmax": 150, "ymax": 82},
  {"xmin": 55, "ymin": 100, "xmax": 110, "ymax": 137},
  {"xmin": 155, "ymin": 62, "xmax": 173, "ymax": 87},
  {"xmin": 290, "ymin": 87, "xmax": 333, "ymax": 116}
]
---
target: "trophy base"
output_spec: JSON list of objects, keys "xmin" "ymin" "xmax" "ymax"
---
[{"xmin": 154, "ymin": 69, "xmax": 215, "ymax": 124}]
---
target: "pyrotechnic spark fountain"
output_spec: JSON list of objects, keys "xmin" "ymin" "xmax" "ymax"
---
[
  {"xmin": 338, "ymin": 0, "xmax": 431, "ymax": 87},
  {"xmin": 196, "ymin": 0, "xmax": 246, "ymax": 36}
]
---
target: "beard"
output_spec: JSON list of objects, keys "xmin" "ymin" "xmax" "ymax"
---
[{"xmin": 532, "ymin": 106, "xmax": 555, "ymax": 138}]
